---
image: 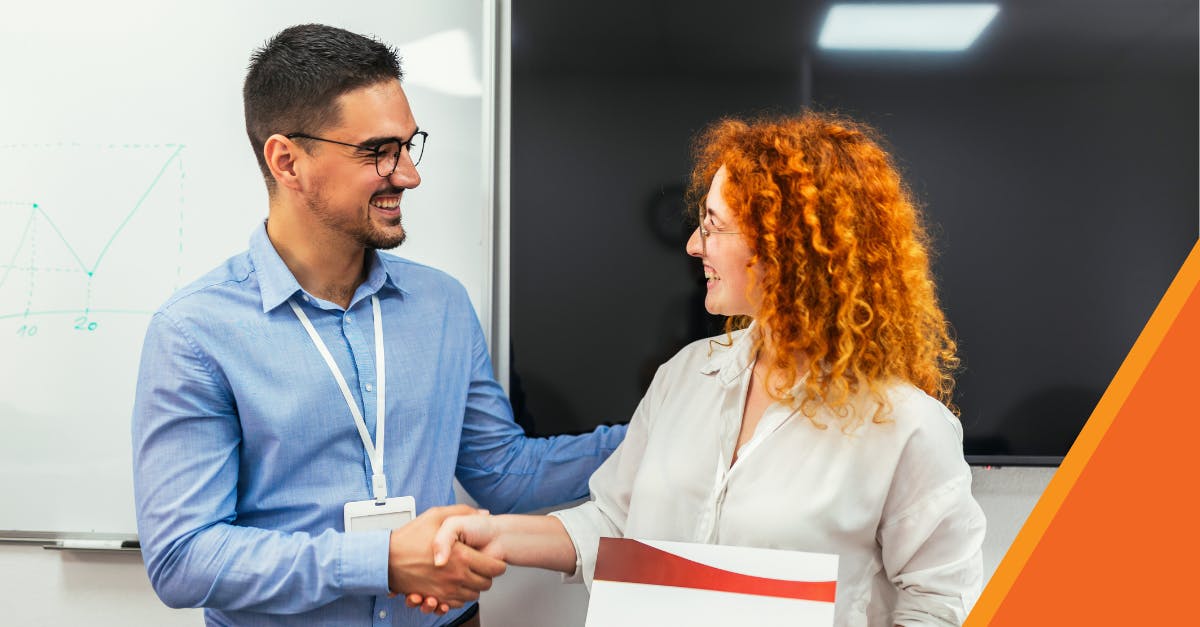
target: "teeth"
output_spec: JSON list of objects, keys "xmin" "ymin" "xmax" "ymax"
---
[
  {"xmin": 705, "ymin": 273, "xmax": 719, "ymax": 281},
  {"xmin": 371, "ymin": 197, "xmax": 400, "ymax": 209}
]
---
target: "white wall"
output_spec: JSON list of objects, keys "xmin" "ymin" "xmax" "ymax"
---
[
  {"xmin": 969, "ymin": 466, "xmax": 1056, "ymax": 579},
  {"xmin": 0, "ymin": 466, "xmax": 1053, "ymax": 626}
]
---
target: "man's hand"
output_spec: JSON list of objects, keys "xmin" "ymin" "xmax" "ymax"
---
[
  {"xmin": 387, "ymin": 505, "xmax": 506, "ymax": 613},
  {"xmin": 404, "ymin": 512, "xmax": 505, "ymax": 615}
]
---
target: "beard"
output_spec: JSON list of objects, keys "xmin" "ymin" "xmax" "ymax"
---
[{"xmin": 305, "ymin": 187, "xmax": 407, "ymax": 250}]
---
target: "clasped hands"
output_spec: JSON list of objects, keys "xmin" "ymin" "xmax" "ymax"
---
[{"xmin": 387, "ymin": 504, "xmax": 506, "ymax": 616}]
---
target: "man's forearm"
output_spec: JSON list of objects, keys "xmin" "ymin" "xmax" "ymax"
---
[{"xmin": 144, "ymin": 522, "xmax": 389, "ymax": 612}]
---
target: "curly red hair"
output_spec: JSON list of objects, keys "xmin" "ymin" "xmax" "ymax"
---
[{"xmin": 688, "ymin": 112, "xmax": 959, "ymax": 425}]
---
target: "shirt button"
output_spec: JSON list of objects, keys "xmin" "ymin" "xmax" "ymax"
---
[
  {"xmin": 365, "ymin": 383, "xmax": 374, "ymax": 392},
  {"xmin": 345, "ymin": 314, "xmax": 354, "ymax": 322},
  {"xmin": 379, "ymin": 610, "xmax": 387, "ymax": 619},
  {"xmin": 302, "ymin": 295, "xmax": 310, "ymax": 302}
]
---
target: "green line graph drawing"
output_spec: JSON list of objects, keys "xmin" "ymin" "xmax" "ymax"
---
[{"xmin": 0, "ymin": 144, "xmax": 186, "ymax": 329}]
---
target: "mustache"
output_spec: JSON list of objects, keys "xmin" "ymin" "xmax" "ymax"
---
[{"xmin": 371, "ymin": 187, "xmax": 406, "ymax": 197}]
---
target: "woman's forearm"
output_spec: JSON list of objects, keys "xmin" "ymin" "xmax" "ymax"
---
[
  {"xmin": 492, "ymin": 514, "xmax": 579, "ymax": 574},
  {"xmin": 433, "ymin": 512, "xmax": 580, "ymax": 576}
]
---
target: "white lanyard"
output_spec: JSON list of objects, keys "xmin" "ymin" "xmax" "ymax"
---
[{"xmin": 289, "ymin": 294, "xmax": 389, "ymax": 503}]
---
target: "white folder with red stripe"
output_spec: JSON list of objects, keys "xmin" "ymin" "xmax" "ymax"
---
[{"xmin": 585, "ymin": 538, "xmax": 838, "ymax": 626}]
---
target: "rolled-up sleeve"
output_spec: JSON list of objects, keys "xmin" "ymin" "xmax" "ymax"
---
[
  {"xmin": 879, "ymin": 412, "xmax": 987, "ymax": 626},
  {"xmin": 132, "ymin": 311, "xmax": 391, "ymax": 612},
  {"xmin": 548, "ymin": 362, "xmax": 667, "ymax": 587}
]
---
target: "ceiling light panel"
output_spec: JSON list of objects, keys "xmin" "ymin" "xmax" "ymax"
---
[{"xmin": 819, "ymin": 3, "xmax": 1000, "ymax": 51}]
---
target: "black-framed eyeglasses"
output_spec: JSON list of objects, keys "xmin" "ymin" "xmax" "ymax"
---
[{"xmin": 285, "ymin": 130, "xmax": 428, "ymax": 176}]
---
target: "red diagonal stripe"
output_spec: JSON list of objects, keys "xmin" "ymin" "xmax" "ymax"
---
[{"xmin": 594, "ymin": 538, "xmax": 837, "ymax": 603}]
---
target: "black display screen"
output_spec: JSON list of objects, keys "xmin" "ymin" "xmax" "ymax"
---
[{"xmin": 509, "ymin": 1, "xmax": 1198, "ymax": 466}]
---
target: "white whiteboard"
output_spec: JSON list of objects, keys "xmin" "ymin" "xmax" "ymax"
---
[{"xmin": 0, "ymin": 0, "xmax": 495, "ymax": 536}]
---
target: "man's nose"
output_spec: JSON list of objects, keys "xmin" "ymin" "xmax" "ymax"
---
[{"xmin": 389, "ymin": 153, "xmax": 421, "ymax": 189}]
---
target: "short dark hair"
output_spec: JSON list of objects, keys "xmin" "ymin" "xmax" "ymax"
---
[{"xmin": 243, "ymin": 23, "xmax": 403, "ymax": 189}]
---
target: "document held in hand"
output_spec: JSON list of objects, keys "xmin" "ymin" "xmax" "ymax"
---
[{"xmin": 585, "ymin": 538, "xmax": 838, "ymax": 627}]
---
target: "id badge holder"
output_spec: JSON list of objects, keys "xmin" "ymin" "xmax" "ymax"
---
[{"xmin": 344, "ymin": 496, "xmax": 416, "ymax": 532}]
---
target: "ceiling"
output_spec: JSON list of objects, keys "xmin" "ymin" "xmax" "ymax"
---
[{"xmin": 512, "ymin": 0, "xmax": 1199, "ymax": 78}]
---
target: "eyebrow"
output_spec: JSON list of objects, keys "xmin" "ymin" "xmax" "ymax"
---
[{"xmin": 357, "ymin": 127, "xmax": 420, "ymax": 148}]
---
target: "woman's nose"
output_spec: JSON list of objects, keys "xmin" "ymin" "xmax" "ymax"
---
[{"xmin": 686, "ymin": 227, "xmax": 704, "ymax": 258}]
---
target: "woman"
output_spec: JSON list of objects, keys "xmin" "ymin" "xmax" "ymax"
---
[{"xmin": 426, "ymin": 112, "xmax": 985, "ymax": 626}]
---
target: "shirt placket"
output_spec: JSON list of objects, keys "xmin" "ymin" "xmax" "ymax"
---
[
  {"xmin": 704, "ymin": 345, "xmax": 796, "ymax": 545},
  {"xmin": 702, "ymin": 357, "xmax": 753, "ymax": 543},
  {"xmin": 341, "ymin": 302, "xmax": 396, "ymax": 625},
  {"xmin": 339, "ymin": 303, "xmax": 380, "ymax": 496}
]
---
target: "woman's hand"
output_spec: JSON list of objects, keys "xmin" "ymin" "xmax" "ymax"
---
[
  {"xmin": 403, "ymin": 512, "xmax": 502, "ymax": 615},
  {"xmin": 407, "ymin": 511, "xmax": 580, "ymax": 613},
  {"xmin": 433, "ymin": 512, "xmax": 505, "ymax": 565}
]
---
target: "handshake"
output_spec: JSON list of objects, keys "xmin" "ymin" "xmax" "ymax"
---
[{"xmin": 386, "ymin": 504, "xmax": 514, "ymax": 616}]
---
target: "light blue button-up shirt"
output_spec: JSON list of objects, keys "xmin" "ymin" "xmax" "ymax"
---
[{"xmin": 132, "ymin": 224, "xmax": 625, "ymax": 626}]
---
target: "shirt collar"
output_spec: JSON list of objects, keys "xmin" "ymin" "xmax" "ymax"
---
[
  {"xmin": 699, "ymin": 323, "xmax": 757, "ymax": 387},
  {"xmin": 361, "ymin": 249, "xmax": 409, "ymax": 300},
  {"xmin": 248, "ymin": 222, "xmax": 408, "ymax": 314}
]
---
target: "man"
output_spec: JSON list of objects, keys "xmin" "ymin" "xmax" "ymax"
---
[{"xmin": 131, "ymin": 23, "xmax": 625, "ymax": 627}]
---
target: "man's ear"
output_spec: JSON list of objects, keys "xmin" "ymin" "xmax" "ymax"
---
[{"xmin": 263, "ymin": 134, "xmax": 305, "ymax": 192}]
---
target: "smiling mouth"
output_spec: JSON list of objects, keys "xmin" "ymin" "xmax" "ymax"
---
[{"xmin": 370, "ymin": 196, "xmax": 400, "ymax": 210}]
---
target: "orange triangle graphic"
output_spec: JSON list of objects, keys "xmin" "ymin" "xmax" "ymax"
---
[{"xmin": 968, "ymin": 239, "xmax": 1200, "ymax": 625}]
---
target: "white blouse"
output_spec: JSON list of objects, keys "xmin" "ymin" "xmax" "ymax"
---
[{"xmin": 551, "ymin": 328, "xmax": 986, "ymax": 627}]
